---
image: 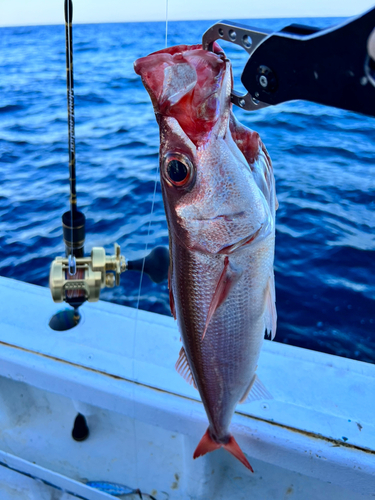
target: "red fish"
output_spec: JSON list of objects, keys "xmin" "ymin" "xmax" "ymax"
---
[{"xmin": 135, "ymin": 44, "xmax": 277, "ymax": 471}]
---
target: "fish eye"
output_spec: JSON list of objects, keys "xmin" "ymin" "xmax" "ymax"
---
[
  {"xmin": 163, "ymin": 153, "xmax": 194, "ymax": 188},
  {"xmin": 168, "ymin": 160, "xmax": 187, "ymax": 183}
]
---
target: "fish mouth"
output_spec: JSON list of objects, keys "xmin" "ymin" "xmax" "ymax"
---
[
  {"xmin": 218, "ymin": 225, "xmax": 263, "ymax": 254},
  {"xmin": 196, "ymin": 211, "xmax": 246, "ymax": 222},
  {"xmin": 178, "ymin": 212, "xmax": 273, "ymax": 255},
  {"xmin": 218, "ymin": 218, "xmax": 273, "ymax": 254}
]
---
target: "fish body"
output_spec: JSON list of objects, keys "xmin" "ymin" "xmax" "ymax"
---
[{"xmin": 135, "ymin": 45, "xmax": 277, "ymax": 471}]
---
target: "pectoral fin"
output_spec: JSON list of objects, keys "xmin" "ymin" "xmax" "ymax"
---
[
  {"xmin": 168, "ymin": 267, "xmax": 176, "ymax": 320},
  {"xmin": 264, "ymin": 273, "xmax": 277, "ymax": 341},
  {"xmin": 202, "ymin": 256, "xmax": 242, "ymax": 340},
  {"xmin": 239, "ymin": 374, "xmax": 273, "ymax": 404}
]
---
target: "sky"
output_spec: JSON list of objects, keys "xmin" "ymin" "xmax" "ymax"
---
[{"xmin": 0, "ymin": 0, "xmax": 374, "ymax": 26}]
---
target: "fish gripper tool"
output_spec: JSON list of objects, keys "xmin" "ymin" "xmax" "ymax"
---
[{"xmin": 203, "ymin": 6, "xmax": 375, "ymax": 117}]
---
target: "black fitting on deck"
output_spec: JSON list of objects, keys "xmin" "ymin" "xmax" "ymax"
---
[{"xmin": 72, "ymin": 413, "xmax": 89, "ymax": 442}]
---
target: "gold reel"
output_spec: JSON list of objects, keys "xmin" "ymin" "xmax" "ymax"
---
[{"xmin": 50, "ymin": 243, "xmax": 126, "ymax": 303}]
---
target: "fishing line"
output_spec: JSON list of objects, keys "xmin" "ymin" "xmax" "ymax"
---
[
  {"xmin": 129, "ymin": 0, "xmax": 169, "ymax": 485},
  {"xmin": 133, "ymin": 0, "xmax": 169, "ymax": 332},
  {"xmin": 130, "ymin": 112, "xmax": 160, "ymax": 491},
  {"xmin": 129, "ymin": 0, "xmax": 170, "ymax": 485},
  {"xmin": 134, "ymin": 173, "xmax": 160, "ymax": 313},
  {"xmin": 165, "ymin": 0, "xmax": 169, "ymax": 47}
]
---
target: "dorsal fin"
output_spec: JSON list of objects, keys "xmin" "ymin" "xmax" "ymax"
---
[{"xmin": 175, "ymin": 347, "xmax": 197, "ymax": 389}]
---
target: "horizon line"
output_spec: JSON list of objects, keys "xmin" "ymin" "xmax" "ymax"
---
[{"xmin": 0, "ymin": 14, "xmax": 346, "ymax": 29}]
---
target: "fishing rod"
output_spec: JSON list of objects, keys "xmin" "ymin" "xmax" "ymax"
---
[
  {"xmin": 53, "ymin": 0, "xmax": 88, "ymax": 319},
  {"xmin": 49, "ymin": 0, "xmax": 169, "ymax": 314},
  {"xmin": 64, "ymin": 0, "xmax": 80, "ymax": 272}
]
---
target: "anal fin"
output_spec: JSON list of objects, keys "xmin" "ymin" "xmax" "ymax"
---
[
  {"xmin": 239, "ymin": 374, "xmax": 273, "ymax": 404},
  {"xmin": 175, "ymin": 347, "xmax": 197, "ymax": 389}
]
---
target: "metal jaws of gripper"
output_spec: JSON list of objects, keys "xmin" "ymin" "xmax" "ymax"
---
[
  {"xmin": 50, "ymin": 243, "xmax": 126, "ymax": 304},
  {"xmin": 202, "ymin": 21, "xmax": 271, "ymax": 111}
]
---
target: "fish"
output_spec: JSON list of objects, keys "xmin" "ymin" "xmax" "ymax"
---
[{"xmin": 134, "ymin": 44, "xmax": 277, "ymax": 472}]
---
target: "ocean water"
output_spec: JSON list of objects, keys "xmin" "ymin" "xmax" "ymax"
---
[{"xmin": 0, "ymin": 19, "xmax": 374, "ymax": 363}]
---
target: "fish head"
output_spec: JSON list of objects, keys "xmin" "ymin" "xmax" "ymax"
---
[{"xmin": 135, "ymin": 45, "xmax": 272, "ymax": 254}]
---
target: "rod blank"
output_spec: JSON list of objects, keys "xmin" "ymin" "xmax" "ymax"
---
[{"xmin": 64, "ymin": 0, "xmax": 77, "ymax": 213}]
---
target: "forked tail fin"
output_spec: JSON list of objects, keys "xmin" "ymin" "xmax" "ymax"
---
[{"xmin": 193, "ymin": 428, "xmax": 253, "ymax": 472}]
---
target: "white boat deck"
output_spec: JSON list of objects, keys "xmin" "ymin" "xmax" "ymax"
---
[{"xmin": 0, "ymin": 276, "xmax": 374, "ymax": 499}]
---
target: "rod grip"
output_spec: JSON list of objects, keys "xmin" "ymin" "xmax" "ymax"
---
[{"xmin": 62, "ymin": 210, "xmax": 85, "ymax": 258}]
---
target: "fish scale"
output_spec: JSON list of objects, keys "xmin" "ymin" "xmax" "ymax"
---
[{"xmin": 135, "ymin": 43, "xmax": 277, "ymax": 472}]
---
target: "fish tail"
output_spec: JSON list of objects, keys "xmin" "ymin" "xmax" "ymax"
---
[
  {"xmin": 193, "ymin": 428, "xmax": 253, "ymax": 472},
  {"xmin": 193, "ymin": 429, "xmax": 221, "ymax": 458}
]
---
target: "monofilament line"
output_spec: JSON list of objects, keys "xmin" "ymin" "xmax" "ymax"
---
[
  {"xmin": 131, "ymin": 0, "xmax": 168, "ymax": 481},
  {"xmin": 135, "ymin": 0, "xmax": 168, "ymax": 312},
  {"xmin": 165, "ymin": 0, "xmax": 169, "ymax": 47},
  {"xmin": 134, "ymin": 166, "xmax": 160, "ymax": 313},
  {"xmin": 131, "ymin": 148, "xmax": 160, "ymax": 490}
]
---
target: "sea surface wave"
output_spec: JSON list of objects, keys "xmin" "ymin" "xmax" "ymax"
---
[{"xmin": 0, "ymin": 18, "xmax": 374, "ymax": 363}]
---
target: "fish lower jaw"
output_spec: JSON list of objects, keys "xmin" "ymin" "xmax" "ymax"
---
[
  {"xmin": 195, "ymin": 211, "xmax": 246, "ymax": 222},
  {"xmin": 179, "ymin": 235, "xmax": 269, "ymax": 255},
  {"xmin": 171, "ymin": 221, "xmax": 273, "ymax": 255},
  {"xmin": 218, "ymin": 224, "xmax": 273, "ymax": 255}
]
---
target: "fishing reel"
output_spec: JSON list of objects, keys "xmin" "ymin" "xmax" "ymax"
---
[
  {"xmin": 50, "ymin": 210, "xmax": 122, "ymax": 307},
  {"xmin": 50, "ymin": 243, "xmax": 126, "ymax": 304},
  {"xmin": 49, "ymin": 211, "xmax": 169, "ymax": 309}
]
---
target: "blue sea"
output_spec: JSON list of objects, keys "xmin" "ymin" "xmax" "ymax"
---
[{"xmin": 0, "ymin": 19, "xmax": 374, "ymax": 363}]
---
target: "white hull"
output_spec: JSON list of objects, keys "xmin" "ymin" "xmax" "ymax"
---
[{"xmin": 0, "ymin": 276, "xmax": 374, "ymax": 499}]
